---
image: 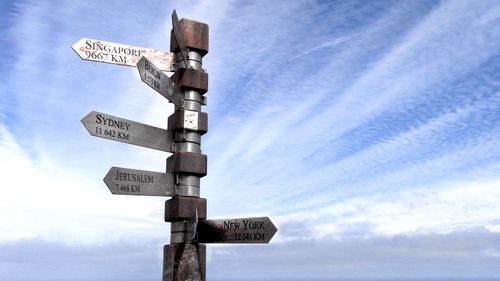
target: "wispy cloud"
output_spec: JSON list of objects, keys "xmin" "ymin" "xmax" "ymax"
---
[
  {"xmin": 0, "ymin": 122, "xmax": 169, "ymax": 243},
  {"xmin": 202, "ymin": 0, "xmax": 500, "ymax": 218},
  {"xmin": 1, "ymin": 0, "xmax": 499, "ymax": 279},
  {"xmin": 1, "ymin": 227, "xmax": 499, "ymax": 280},
  {"xmin": 207, "ymin": 227, "xmax": 500, "ymax": 279}
]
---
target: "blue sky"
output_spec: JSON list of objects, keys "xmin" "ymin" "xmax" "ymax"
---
[{"xmin": 1, "ymin": 0, "xmax": 500, "ymax": 280}]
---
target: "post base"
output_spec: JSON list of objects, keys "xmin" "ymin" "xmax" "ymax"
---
[{"xmin": 163, "ymin": 243, "xmax": 206, "ymax": 281}]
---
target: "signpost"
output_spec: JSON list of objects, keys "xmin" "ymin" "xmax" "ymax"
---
[
  {"xmin": 137, "ymin": 56, "xmax": 181, "ymax": 107},
  {"xmin": 81, "ymin": 111, "xmax": 173, "ymax": 152},
  {"xmin": 72, "ymin": 38, "xmax": 176, "ymax": 71},
  {"xmin": 74, "ymin": 10, "xmax": 277, "ymax": 281},
  {"xmin": 103, "ymin": 167, "xmax": 175, "ymax": 197},
  {"xmin": 198, "ymin": 217, "xmax": 277, "ymax": 244}
]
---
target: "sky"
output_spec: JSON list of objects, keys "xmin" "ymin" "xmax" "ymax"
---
[{"xmin": 0, "ymin": 0, "xmax": 500, "ymax": 280}]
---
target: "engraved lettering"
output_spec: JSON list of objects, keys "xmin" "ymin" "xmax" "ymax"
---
[
  {"xmin": 98, "ymin": 115, "xmax": 131, "ymax": 131},
  {"xmin": 85, "ymin": 40, "xmax": 92, "ymax": 50},
  {"xmin": 144, "ymin": 60, "xmax": 161, "ymax": 79},
  {"xmin": 253, "ymin": 233, "xmax": 264, "ymax": 240},
  {"xmin": 96, "ymin": 113, "xmax": 102, "ymax": 124},
  {"xmin": 130, "ymin": 184, "xmax": 140, "ymax": 192},
  {"xmin": 114, "ymin": 170, "xmax": 154, "ymax": 183},
  {"xmin": 223, "ymin": 221, "xmax": 240, "ymax": 230},
  {"xmin": 244, "ymin": 221, "xmax": 265, "ymax": 230}
]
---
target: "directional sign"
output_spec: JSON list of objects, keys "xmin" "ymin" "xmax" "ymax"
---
[
  {"xmin": 137, "ymin": 56, "xmax": 182, "ymax": 107},
  {"xmin": 81, "ymin": 111, "xmax": 173, "ymax": 152},
  {"xmin": 172, "ymin": 10, "xmax": 189, "ymax": 68},
  {"xmin": 197, "ymin": 217, "xmax": 277, "ymax": 244},
  {"xmin": 72, "ymin": 38, "xmax": 175, "ymax": 72},
  {"xmin": 104, "ymin": 167, "xmax": 175, "ymax": 197}
]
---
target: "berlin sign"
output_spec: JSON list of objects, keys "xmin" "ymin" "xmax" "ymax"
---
[{"xmin": 137, "ymin": 56, "xmax": 182, "ymax": 107}]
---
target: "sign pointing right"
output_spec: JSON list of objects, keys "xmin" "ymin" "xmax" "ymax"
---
[{"xmin": 197, "ymin": 217, "xmax": 277, "ymax": 244}]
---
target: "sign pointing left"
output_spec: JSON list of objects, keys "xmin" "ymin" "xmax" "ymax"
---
[
  {"xmin": 104, "ymin": 166, "xmax": 175, "ymax": 197},
  {"xmin": 72, "ymin": 38, "xmax": 176, "ymax": 72},
  {"xmin": 137, "ymin": 56, "xmax": 182, "ymax": 107},
  {"xmin": 81, "ymin": 111, "xmax": 173, "ymax": 152}
]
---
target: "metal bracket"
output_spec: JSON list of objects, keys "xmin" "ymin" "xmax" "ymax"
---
[
  {"xmin": 175, "ymin": 173, "xmax": 181, "ymax": 186},
  {"xmin": 180, "ymin": 98, "xmax": 185, "ymax": 110},
  {"xmin": 186, "ymin": 208, "xmax": 198, "ymax": 242},
  {"xmin": 174, "ymin": 132, "xmax": 186, "ymax": 142},
  {"xmin": 170, "ymin": 209, "xmax": 198, "ymax": 243},
  {"xmin": 173, "ymin": 174, "xmax": 202, "ymax": 196}
]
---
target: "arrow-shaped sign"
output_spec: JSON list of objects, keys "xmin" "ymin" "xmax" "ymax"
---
[
  {"xmin": 197, "ymin": 217, "xmax": 277, "ymax": 244},
  {"xmin": 81, "ymin": 111, "xmax": 173, "ymax": 152},
  {"xmin": 72, "ymin": 38, "xmax": 175, "ymax": 71},
  {"xmin": 104, "ymin": 167, "xmax": 175, "ymax": 197},
  {"xmin": 137, "ymin": 56, "xmax": 183, "ymax": 107},
  {"xmin": 172, "ymin": 10, "xmax": 189, "ymax": 69}
]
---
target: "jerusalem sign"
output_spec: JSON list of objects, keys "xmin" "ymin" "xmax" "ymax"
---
[{"xmin": 103, "ymin": 166, "xmax": 175, "ymax": 197}]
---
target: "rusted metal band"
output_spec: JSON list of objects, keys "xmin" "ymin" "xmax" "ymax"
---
[
  {"xmin": 165, "ymin": 196, "xmax": 207, "ymax": 222},
  {"xmin": 170, "ymin": 18, "xmax": 209, "ymax": 56},
  {"xmin": 171, "ymin": 68, "xmax": 208, "ymax": 94},
  {"xmin": 167, "ymin": 152, "xmax": 207, "ymax": 176}
]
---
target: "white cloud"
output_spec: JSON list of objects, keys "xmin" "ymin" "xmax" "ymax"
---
[
  {"xmin": 1, "ymin": 0, "xmax": 500, "ymax": 278},
  {"xmin": 0, "ymin": 122, "xmax": 168, "ymax": 244},
  {"xmin": 271, "ymin": 178, "xmax": 500, "ymax": 241}
]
